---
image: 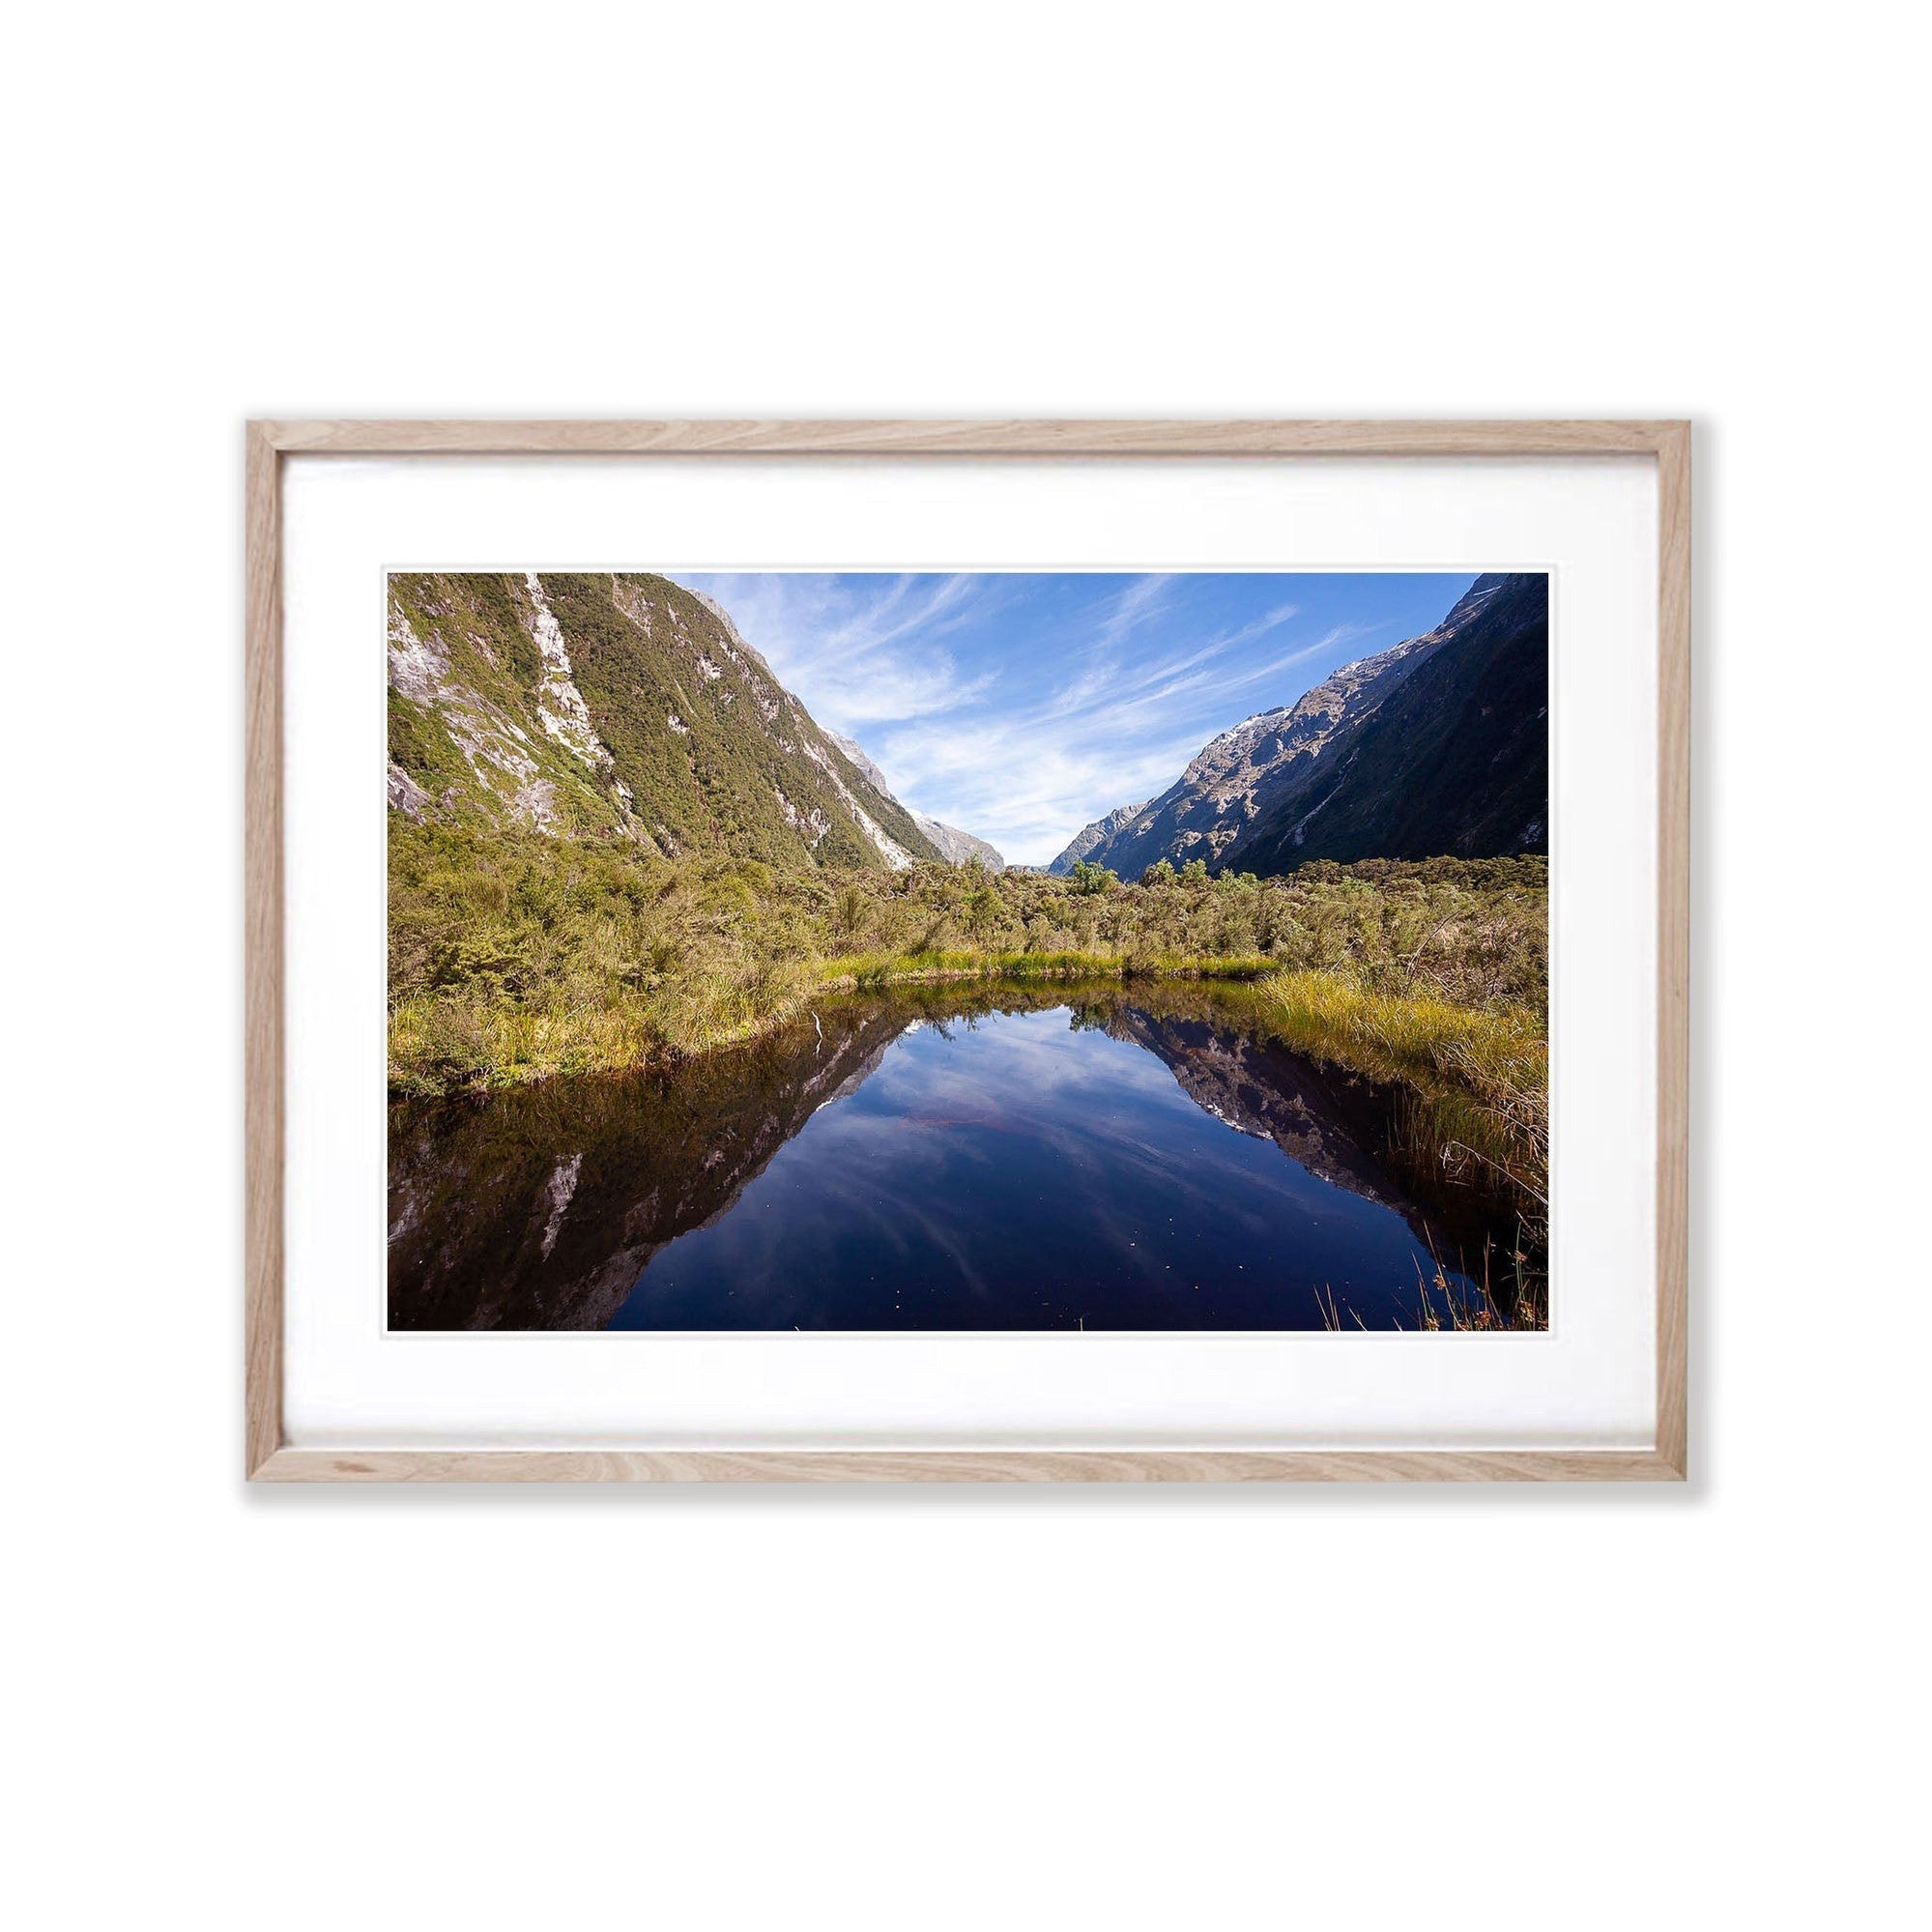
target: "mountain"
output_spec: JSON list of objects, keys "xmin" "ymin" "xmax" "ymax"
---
[
  {"xmin": 830, "ymin": 734, "xmax": 1005, "ymax": 869},
  {"xmin": 1226, "ymin": 573, "xmax": 1547, "ymax": 872},
  {"xmin": 1047, "ymin": 573, "xmax": 1546, "ymax": 878},
  {"xmin": 1045, "ymin": 605, "xmax": 1456, "ymax": 878},
  {"xmin": 1048, "ymin": 798, "xmax": 1149, "ymax": 873},
  {"xmin": 825, "ymin": 731, "xmax": 895, "ymax": 798},
  {"xmin": 912, "ymin": 817, "xmax": 1004, "ymax": 870},
  {"xmin": 386, "ymin": 571, "xmax": 945, "ymax": 872}
]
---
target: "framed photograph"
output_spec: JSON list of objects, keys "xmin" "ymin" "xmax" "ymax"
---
[{"xmin": 246, "ymin": 419, "xmax": 1688, "ymax": 1481}]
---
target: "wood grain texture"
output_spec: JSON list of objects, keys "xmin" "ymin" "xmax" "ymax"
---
[
  {"xmin": 1655, "ymin": 423, "xmax": 1692, "ymax": 1477},
  {"xmin": 245, "ymin": 423, "xmax": 284, "ymax": 1478},
  {"xmin": 244, "ymin": 418, "xmax": 1691, "ymax": 1484},
  {"xmin": 257, "ymin": 418, "xmax": 1683, "ymax": 458},
  {"xmin": 253, "ymin": 1448, "xmax": 1684, "ymax": 1484}
]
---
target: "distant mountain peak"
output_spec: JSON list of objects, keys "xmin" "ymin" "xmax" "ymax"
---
[
  {"xmin": 1048, "ymin": 573, "xmax": 1547, "ymax": 878},
  {"xmin": 829, "ymin": 733, "xmax": 1005, "ymax": 870},
  {"xmin": 1047, "ymin": 797, "xmax": 1151, "ymax": 873},
  {"xmin": 829, "ymin": 733, "xmax": 895, "ymax": 798}
]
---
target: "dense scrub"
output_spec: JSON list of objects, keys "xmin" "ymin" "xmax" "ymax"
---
[{"xmin": 389, "ymin": 822, "xmax": 1544, "ymax": 1086}]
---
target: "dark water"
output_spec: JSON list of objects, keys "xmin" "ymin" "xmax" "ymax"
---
[{"xmin": 389, "ymin": 981, "xmax": 1512, "ymax": 1332}]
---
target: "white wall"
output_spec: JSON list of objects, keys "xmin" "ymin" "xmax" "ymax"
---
[{"xmin": 9, "ymin": 5, "xmax": 1925, "ymax": 1928}]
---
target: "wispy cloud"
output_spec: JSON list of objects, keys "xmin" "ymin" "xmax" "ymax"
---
[
  {"xmin": 1048, "ymin": 574, "xmax": 1178, "ymax": 715},
  {"xmin": 691, "ymin": 571, "xmax": 1000, "ymax": 725},
  {"xmin": 676, "ymin": 571, "xmax": 1473, "ymax": 866},
  {"xmin": 1052, "ymin": 598, "xmax": 1312, "ymax": 733}
]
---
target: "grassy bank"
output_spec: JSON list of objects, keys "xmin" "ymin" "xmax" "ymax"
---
[
  {"xmin": 1254, "ymin": 966, "xmax": 1545, "ymax": 1217},
  {"xmin": 1243, "ymin": 972, "xmax": 1547, "ymax": 1327},
  {"xmin": 389, "ymin": 946, "xmax": 1283, "ymax": 1097},
  {"xmin": 825, "ymin": 946, "xmax": 1278, "ymax": 988},
  {"xmin": 388, "ymin": 822, "xmax": 1546, "ymax": 1104}
]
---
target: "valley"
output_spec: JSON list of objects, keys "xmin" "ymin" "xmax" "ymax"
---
[{"xmin": 386, "ymin": 568, "xmax": 1551, "ymax": 1328}]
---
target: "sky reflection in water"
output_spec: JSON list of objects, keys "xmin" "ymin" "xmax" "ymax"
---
[{"xmin": 605, "ymin": 1002, "xmax": 1472, "ymax": 1331}]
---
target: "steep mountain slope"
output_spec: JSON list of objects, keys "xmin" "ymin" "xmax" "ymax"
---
[
  {"xmin": 830, "ymin": 734, "xmax": 1005, "ymax": 869},
  {"xmin": 1048, "ymin": 798, "xmax": 1149, "ymax": 874},
  {"xmin": 911, "ymin": 817, "xmax": 1004, "ymax": 870},
  {"xmin": 1226, "ymin": 573, "xmax": 1547, "ymax": 871},
  {"xmin": 1049, "ymin": 574, "xmax": 1545, "ymax": 878},
  {"xmin": 1047, "ymin": 594, "xmax": 1468, "ymax": 878},
  {"xmin": 387, "ymin": 571, "xmax": 944, "ymax": 873}
]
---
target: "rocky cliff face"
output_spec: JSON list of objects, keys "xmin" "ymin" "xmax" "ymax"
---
[
  {"xmin": 1045, "ymin": 609, "xmax": 1461, "ymax": 878},
  {"xmin": 386, "ymin": 572, "xmax": 945, "ymax": 873},
  {"xmin": 1048, "ymin": 573, "xmax": 1546, "ymax": 878},
  {"xmin": 912, "ymin": 818, "xmax": 1005, "ymax": 869},
  {"xmin": 1047, "ymin": 798, "xmax": 1150, "ymax": 874},
  {"xmin": 830, "ymin": 734, "xmax": 1005, "ymax": 869},
  {"xmin": 1226, "ymin": 573, "xmax": 1547, "ymax": 872}
]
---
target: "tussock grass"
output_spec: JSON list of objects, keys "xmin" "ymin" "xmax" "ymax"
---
[
  {"xmin": 1253, "ymin": 970, "xmax": 1546, "ymax": 1199},
  {"xmin": 1252, "ymin": 969, "xmax": 1548, "ymax": 1327},
  {"xmin": 1254, "ymin": 972, "xmax": 1545, "ymax": 1109}
]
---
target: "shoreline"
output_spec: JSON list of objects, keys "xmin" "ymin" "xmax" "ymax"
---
[
  {"xmin": 389, "ymin": 958, "xmax": 1544, "ymax": 1210},
  {"xmin": 388, "ymin": 949, "xmax": 1281, "ymax": 1099}
]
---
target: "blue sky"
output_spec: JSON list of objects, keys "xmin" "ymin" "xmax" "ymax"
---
[{"xmin": 678, "ymin": 571, "xmax": 1478, "ymax": 867}]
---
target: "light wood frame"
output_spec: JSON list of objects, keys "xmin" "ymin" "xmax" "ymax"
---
[{"xmin": 246, "ymin": 418, "xmax": 1689, "ymax": 1483}]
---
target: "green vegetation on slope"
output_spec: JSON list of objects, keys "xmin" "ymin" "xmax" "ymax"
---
[
  {"xmin": 387, "ymin": 570, "xmax": 944, "ymax": 869},
  {"xmin": 387, "ymin": 572, "xmax": 631, "ymax": 837}
]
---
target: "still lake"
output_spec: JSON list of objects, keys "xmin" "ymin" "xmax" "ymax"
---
[{"xmin": 389, "ymin": 981, "xmax": 1503, "ymax": 1331}]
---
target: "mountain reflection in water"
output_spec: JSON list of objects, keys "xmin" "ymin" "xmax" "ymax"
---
[{"xmin": 388, "ymin": 981, "xmax": 1509, "ymax": 1331}]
